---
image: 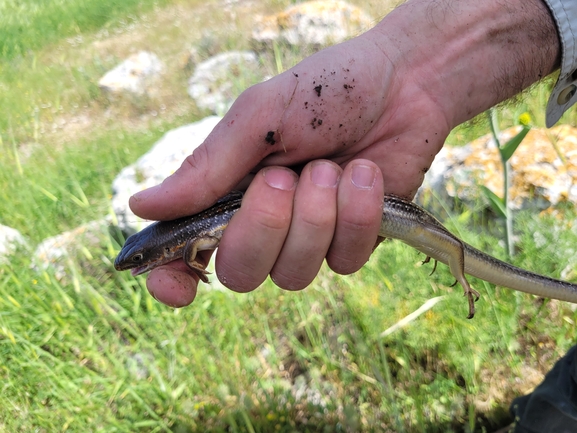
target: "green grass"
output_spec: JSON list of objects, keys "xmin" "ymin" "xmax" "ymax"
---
[
  {"xmin": 0, "ymin": 125, "xmax": 167, "ymax": 242},
  {"xmin": 2, "ymin": 208, "xmax": 576, "ymax": 432},
  {"xmin": 0, "ymin": 0, "xmax": 170, "ymax": 59},
  {"xmin": 1, "ymin": 0, "xmax": 577, "ymax": 431}
]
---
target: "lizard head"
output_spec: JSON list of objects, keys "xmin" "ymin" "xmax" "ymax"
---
[{"xmin": 114, "ymin": 223, "xmax": 182, "ymax": 276}]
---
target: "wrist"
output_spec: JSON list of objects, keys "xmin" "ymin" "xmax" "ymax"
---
[{"xmin": 371, "ymin": 0, "xmax": 560, "ymax": 128}]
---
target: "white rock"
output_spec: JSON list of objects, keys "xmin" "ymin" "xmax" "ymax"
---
[
  {"xmin": 187, "ymin": 51, "xmax": 260, "ymax": 115},
  {"xmin": 0, "ymin": 224, "xmax": 27, "ymax": 262},
  {"xmin": 98, "ymin": 51, "xmax": 163, "ymax": 95},
  {"xmin": 33, "ymin": 219, "xmax": 110, "ymax": 280}
]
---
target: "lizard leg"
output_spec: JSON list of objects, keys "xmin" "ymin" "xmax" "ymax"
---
[
  {"xmin": 183, "ymin": 237, "xmax": 221, "ymax": 283},
  {"xmin": 443, "ymin": 238, "xmax": 480, "ymax": 319},
  {"xmin": 414, "ymin": 225, "xmax": 480, "ymax": 318}
]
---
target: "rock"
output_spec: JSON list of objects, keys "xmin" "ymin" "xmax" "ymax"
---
[
  {"xmin": 126, "ymin": 352, "xmax": 152, "ymax": 380},
  {"xmin": 187, "ymin": 51, "xmax": 261, "ymax": 115},
  {"xmin": 111, "ymin": 116, "xmax": 222, "ymax": 234},
  {"xmin": 98, "ymin": 51, "xmax": 163, "ymax": 95},
  {"xmin": 0, "ymin": 224, "xmax": 27, "ymax": 262},
  {"xmin": 251, "ymin": 0, "xmax": 373, "ymax": 49},
  {"xmin": 421, "ymin": 125, "xmax": 577, "ymax": 211},
  {"xmin": 33, "ymin": 219, "xmax": 111, "ymax": 280}
]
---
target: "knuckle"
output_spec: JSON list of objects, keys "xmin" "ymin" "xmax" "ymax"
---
[
  {"xmin": 237, "ymin": 84, "xmax": 260, "ymax": 102},
  {"xmin": 338, "ymin": 203, "xmax": 382, "ymax": 234},
  {"xmin": 178, "ymin": 148, "xmax": 221, "ymax": 200},
  {"xmin": 238, "ymin": 81, "xmax": 269, "ymax": 106},
  {"xmin": 181, "ymin": 145, "xmax": 209, "ymax": 173},
  {"xmin": 299, "ymin": 211, "xmax": 334, "ymax": 231},
  {"xmin": 251, "ymin": 208, "xmax": 291, "ymax": 232},
  {"xmin": 339, "ymin": 218, "xmax": 376, "ymax": 234}
]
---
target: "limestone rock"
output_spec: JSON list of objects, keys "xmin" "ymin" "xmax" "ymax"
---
[
  {"xmin": 421, "ymin": 125, "xmax": 577, "ymax": 211},
  {"xmin": 98, "ymin": 51, "xmax": 163, "ymax": 95},
  {"xmin": 251, "ymin": 1, "xmax": 373, "ymax": 49},
  {"xmin": 187, "ymin": 51, "xmax": 261, "ymax": 115}
]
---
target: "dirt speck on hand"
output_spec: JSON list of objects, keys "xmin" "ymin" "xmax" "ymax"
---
[{"xmin": 265, "ymin": 130, "xmax": 276, "ymax": 145}]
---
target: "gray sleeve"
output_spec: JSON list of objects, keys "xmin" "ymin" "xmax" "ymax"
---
[{"xmin": 543, "ymin": 0, "xmax": 577, "ymax": 127}]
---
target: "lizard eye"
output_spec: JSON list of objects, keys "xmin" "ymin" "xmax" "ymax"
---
[{"xmin": 132, "ymin": 254, "xmax": 143, "ymax": 262}]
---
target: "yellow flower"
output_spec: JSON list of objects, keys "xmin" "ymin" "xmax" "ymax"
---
[{"xmin": 518, "ymin": 112, "xmax": 531, "ymax": 126}]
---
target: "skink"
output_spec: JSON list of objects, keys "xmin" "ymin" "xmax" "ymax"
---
[{"xmin": 114, "ymin": 191, "xmax": 577, "ymax": 318}]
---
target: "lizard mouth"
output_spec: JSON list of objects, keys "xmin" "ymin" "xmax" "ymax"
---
[
  {"xmin": 131, "ymin": 265, "xmax": 151, "ymax": 276},
  {"xmin": 128, "ymin": 257, "xmax": 181, "ymax": 276}
]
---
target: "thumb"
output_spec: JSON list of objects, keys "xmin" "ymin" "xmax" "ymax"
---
[{"xmin": 129, "ymin": 78, "xmax": 296, "ymax": 221}]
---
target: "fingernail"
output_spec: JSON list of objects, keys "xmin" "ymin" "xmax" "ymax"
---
[
  {"xmin": 351, "ymin": 164, "xmax": 376, "ymax": 189},
  {"xmin": 132, "ymin": 184, "xmax": 161, "ymax": 201},
  {"xmin": 311, "ymin": 161, "xmax": 340, "ymax": 188},
  {"xmin": 263, "ymin": 167, "xmax": 298, "ymax": 191}
]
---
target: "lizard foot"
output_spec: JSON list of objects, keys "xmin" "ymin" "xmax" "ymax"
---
[
  {"xmin": 422, "ymin": 256, "xmax": 438, "ymax": 276},
  {"xmin": 465, "ymin": 286, "xmax": 481, "ymax": 319}
]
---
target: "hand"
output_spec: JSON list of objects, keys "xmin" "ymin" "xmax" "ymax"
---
[
  {"xmin": 129, "ymin": 33, "xmax": 445, "ymax": 307},
  {"xmin": 129, "ymin": 0, "xmax": 559, "ymax": 307}
]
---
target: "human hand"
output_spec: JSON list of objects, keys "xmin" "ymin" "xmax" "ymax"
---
[
  {"xmin": 128, "ymin": 33, "xmax": 445, "ymax": 306},
  {"xmin": 128, "ymin": 0, "xmax": 559, "ymax": 307}
]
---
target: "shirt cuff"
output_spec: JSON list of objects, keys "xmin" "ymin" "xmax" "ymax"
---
[{"xmin": 543, "ymin": 0, "xmax": 577, "ymax": 127}]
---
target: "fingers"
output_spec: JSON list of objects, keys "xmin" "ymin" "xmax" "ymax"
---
[
  {"xmin": 215, "ymin": 159, "xmax": 384, "ymax": 294},
  {"xmin": 144, "ymin": 159, "xmax": 384, "ymax": 306},
  {"xmin": 269, "ymin": 161, "xmax": 341, "ymax": 290},
  {"xmin": 215, "ymin": 167, "xmax": 298, "ymax": 292},
  {"xmin": 326, "ymin": 160, "xmax": 385, "ymax": 274}
]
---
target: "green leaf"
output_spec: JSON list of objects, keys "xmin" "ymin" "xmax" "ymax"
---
[
  {"xmin": 500, "ymin": 126, "xmax": 530, "ymax": 161},
  {"xmin": 480, "ymin": 185, "xmax": 506, "ymax": 218}
]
